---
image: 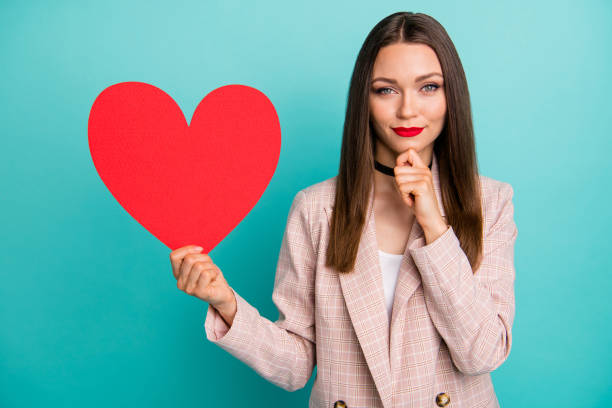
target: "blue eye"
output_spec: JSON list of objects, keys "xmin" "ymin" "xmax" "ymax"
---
[
  {"xmin": 422, "ymin": 83, "xmax": 440, "ymax": 92},
  {"xmin": 374, "ymin": 84, "xmax": 440, "ymax": 95},
  {"xmin": 375, "ymin": 87, "xmax": 393, "ymax": 95}
]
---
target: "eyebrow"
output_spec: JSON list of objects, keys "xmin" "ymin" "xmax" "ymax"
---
[{"xmin": 371, "ymin": 72, "xmax": 443, "ymax": 84}]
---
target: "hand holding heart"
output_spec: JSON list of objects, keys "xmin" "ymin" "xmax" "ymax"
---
[{"xmin": 393, "ymin": 148, "xmax": 447, "ymax": 234}]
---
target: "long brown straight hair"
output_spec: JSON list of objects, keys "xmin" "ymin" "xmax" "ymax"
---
[{"xmin": 325, "ymin": 12, "xmax": 484, "ymax": 274}]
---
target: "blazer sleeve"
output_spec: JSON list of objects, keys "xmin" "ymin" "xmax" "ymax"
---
[
  {"xmin": 203, "ymin": 190, "xmax": 317, "ymax": 391},
  {"xmin": 408, "ymin": 181, "xmax": 518, "ymax": 376}
]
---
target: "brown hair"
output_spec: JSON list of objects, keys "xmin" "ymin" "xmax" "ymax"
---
[{"xmin": 325, "ymin": 11, "xmax": 483, "ymax": 273}]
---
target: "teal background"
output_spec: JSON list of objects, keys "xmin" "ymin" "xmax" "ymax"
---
[{"xmin": 1, "ymin": 0, "xmax": 610, "ymax": 406}]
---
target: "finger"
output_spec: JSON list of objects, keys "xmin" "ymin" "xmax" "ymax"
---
[
  {"xmin": 397, "ymin": 180, "xmax": 429, "ymax": 199},
  {"xmin": 394, "ymin": 166, "xmax": 429, "ymax": 176},
  {"xmin": 409, "ymin": 149, "xmax": 427, "ymax": 169},
  {"xmin": 395, "ymin": 173, "xmax": 427, "ymax": 184},
  {"xmin": 185, "ymin": 264, "xmax": 206, "ymax": 295},
  {"xmin": 178, "ymin": 253, "xmax": 213, "ymax": 288},
  {"xmin": 395, "ymin": 149, "xmax": 413, "ymax": 168},
  {"xmin": 398, "ymin": 183, "xmax": 414, "ymax": 203},
  {"xmin": 194, "ymin": 268, "xmax": 217, "ymax": 299},
  {"xmin": 170, "ymin": 245, "xmax": 203, "ymax": 279},
  {"xmin": 395, "ymin": 181, "xmax": 414, "ymax": 206}
]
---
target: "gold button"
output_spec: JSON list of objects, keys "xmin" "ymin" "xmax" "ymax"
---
[
  {"xmin": 333, "ymin": 400, "xmax": 347, "ymax": 408},
  {"xmin": 435, "ymin": 392, "xmax": 450, "ymax": 407}
]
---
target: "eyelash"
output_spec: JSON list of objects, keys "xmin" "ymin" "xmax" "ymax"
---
[{"xmin": 374, "ymin": 83, "xmax": 440, "ymax": 95}]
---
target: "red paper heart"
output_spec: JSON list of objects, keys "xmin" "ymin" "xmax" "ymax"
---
[{"xmin": 88, "ymin": 82, "xmax": 280, "ymax": 252}]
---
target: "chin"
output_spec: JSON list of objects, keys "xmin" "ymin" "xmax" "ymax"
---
[{"xmin": 395, "ymin": 139, "xmax": 421, "ymax": 150}]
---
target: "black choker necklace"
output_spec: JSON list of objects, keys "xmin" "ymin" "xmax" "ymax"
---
[{"xmin": 374, "ymin": 159, "xmax": 432, "ymax": 176}]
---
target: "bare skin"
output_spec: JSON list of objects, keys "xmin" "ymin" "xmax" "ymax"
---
[
  {"xmin": 172, "ymin": 43, "xmax": 449, "ymax": 328},
  {"xmin": 369, "ymin": 42, "xmax": 448, "ymax": 251},
  {"xmin": 373, "ymin": 190, "xmax": 415, "ymax": 255},
  {"xmin": 170, "ymin": 245, "xmax": 237, "ymax": 326}
]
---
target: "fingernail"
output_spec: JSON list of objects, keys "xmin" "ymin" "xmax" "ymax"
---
[{"xmin": 193, "ymin": 246, "xmax": 203, "ymax": 251}]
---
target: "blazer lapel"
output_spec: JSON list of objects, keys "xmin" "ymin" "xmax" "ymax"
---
[
  {"xmin": 322, "ymin": 152, "xmax": 446, "ymax": 406},
  {"xmin": 324, "ymin": 187, "xmax": 394, "ymax": 407},
  {"xmin": 389, "ymin": 152, "xmax": 446, "ymax": 343}
]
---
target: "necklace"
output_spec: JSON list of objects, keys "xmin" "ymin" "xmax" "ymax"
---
[{"xmin": 374, "ymin": 159, "xmax": 432, "ymax": 176}]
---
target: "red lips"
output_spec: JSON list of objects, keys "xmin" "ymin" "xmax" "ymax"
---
[{"xmin": 392, "ymin": 127, "xmax": 424, "ymax": 137}]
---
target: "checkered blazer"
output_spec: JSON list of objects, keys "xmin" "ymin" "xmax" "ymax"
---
[{"xmin": 204, "ymin": 152, "xmax": 518, "ymax": 407}]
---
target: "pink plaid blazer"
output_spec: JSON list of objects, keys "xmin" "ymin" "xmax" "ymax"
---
[{"xmin": 204, "ymin": 152, "xmax": 518, "ymax": 408}]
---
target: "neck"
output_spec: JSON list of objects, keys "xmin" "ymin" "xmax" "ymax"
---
[{"xmin": 373, "ymin": 147, "xmax": 434, "ymax": 195}]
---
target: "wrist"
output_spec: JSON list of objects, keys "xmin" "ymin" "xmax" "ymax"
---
[
  {"xmin": 215, "ymin": 290, "xmax": 237, "ymax": 326},
  {"xmin": 422, "ymin": 218, "xmax": 449, "ymax": 245}
]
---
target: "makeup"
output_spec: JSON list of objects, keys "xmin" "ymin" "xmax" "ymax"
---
[{"xmin": 392, "ymin": 127, "xmax": 424, "ymax": 137}]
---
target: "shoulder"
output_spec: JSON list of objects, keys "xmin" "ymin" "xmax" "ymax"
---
[
  {"xmin": 478, "ymin": 174, "xmax": 514, "ymax": 204},
  {"xmin": 295, "ymin": 175, "xmax": 337, "ymax": 211},
  {"xmin": 478, "ymin": 174, "xmax": 515, "ymax": 229},
  {"xmin": 284, "ymin": 176, "xmax": 337, "ymax": 250},
  {"xmin": 288, "ymin": 176, "xmax": 337, "ymax": 234}
]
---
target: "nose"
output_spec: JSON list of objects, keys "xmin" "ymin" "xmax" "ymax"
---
[{"xmin": 397, "ymin": 91, "xmax": 417, "ymax": 118}]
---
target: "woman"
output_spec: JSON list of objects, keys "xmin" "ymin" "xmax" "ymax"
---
[{"xmin": 169, "ymin": 11, "xmax": 517, "ymax": 408}]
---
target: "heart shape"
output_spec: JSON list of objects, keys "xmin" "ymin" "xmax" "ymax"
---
[{"xmin": 88, "ymin": 82, "xmax": 280, "ymax": 252}]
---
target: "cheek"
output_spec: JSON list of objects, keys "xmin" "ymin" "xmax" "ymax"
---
[
  {"xmin": 369, "ymin": 101, "xmax": 387, "ymax": 124},
  {"xmin": 421, "ymin": 98, "xmax": 446, "ymax": 121}
]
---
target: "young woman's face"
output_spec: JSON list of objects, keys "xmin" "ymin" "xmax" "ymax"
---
[{"xmin": 369, "ymin": 42, "xmax": 446, "ymax": 162}]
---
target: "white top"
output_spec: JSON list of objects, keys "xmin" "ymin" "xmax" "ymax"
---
[{"xmin": 378, "ymin": 249, "xmax": 403, "ymax": 322}]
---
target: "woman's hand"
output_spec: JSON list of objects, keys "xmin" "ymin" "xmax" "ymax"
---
[
  {"xmin": 393, "ymin": 148, "xmax": 449, "ymax": 243},
  {"xmin": 169, "ymin": 245, "xmax": 237, "ymax": 325}
]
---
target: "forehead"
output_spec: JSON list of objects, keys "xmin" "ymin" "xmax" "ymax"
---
[{"xmin": 372, "ymin": 42, "xmax": 442, "ymax": 79}]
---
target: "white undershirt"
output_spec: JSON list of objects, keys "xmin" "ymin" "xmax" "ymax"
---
[{"xmin": 378, "ymin": 250, "xmax": 403, "ymax": 322}]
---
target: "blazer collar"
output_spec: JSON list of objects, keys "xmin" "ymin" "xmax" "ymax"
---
[{"xmin": 322, "ymin": 152, "xmax": 444, "ymax": 407}]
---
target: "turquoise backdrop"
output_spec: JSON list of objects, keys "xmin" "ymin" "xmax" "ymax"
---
[{"xmin": 1, "ymin": 0, "xmax": 610, "ymax": 406}]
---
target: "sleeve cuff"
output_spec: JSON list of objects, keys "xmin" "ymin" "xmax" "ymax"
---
[
  {"xmin": 408, "ymin": 225, "xmax": 461, "ymax": 271},
  {"xmin": 204, "ymin": 287, "xmax": 257, "ymax": 344},
  {"xmin": 205, "ymin": 302, "xmax": 231, "ymax": 339}
]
